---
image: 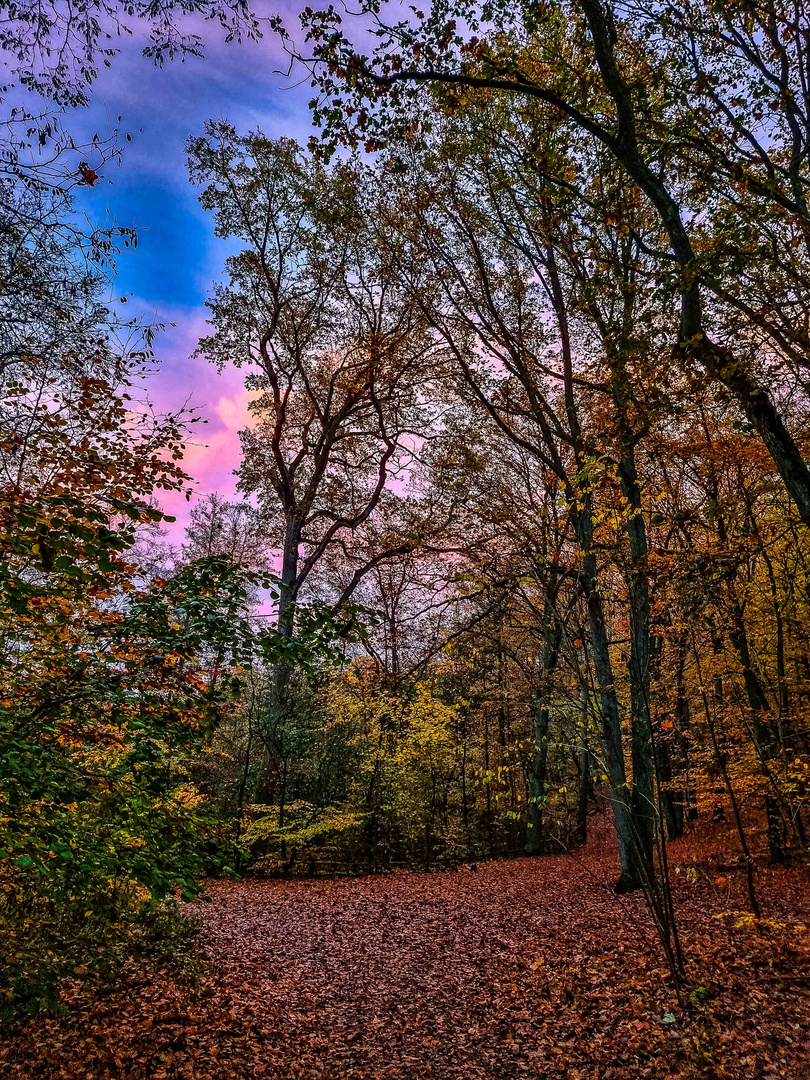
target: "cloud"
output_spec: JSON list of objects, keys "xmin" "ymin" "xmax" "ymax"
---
[
  {"xmin": 115, "ymin": 299, "xmax": 252, "ymax": 541},
  {"xmin": 215, "ymin": 387, "xmax": 253, "ymax": 432},
  {"xmin": 62, "ymin": 14, "xmax": 328, "ymax": 542}
]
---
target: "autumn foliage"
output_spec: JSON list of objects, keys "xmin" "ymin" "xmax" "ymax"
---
[{"xmin": 2, "ymin": 0, "xmax": 810, "ymax": 1074}]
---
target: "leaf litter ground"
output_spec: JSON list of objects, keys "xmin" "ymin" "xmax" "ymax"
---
[{"xmin": 2, "ymin": 833, "xmax": 809, "ymax": 1079}]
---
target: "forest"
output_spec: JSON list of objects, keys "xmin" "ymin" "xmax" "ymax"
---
[{"xmin": 1, "ymin": 0, "xmax": 809, "ymax": 1076}]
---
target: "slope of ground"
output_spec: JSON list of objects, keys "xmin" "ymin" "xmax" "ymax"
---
[{"xmin": 1, "ymin": 838, "xmax": 808, "ymax": 1079}]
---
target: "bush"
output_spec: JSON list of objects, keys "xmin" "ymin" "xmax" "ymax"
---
[{"xmin": 244, "ymin": 802, "xmax": 364, "ymax": 875}]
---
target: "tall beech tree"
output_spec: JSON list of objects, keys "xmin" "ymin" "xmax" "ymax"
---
[{"xmin": 187, "ymin": 124, "xmax": 457, "ymax": 796}]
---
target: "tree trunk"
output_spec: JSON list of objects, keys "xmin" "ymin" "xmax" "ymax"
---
[
  {"xmin": 575, "ymin": 503, "xmax": 638, "ymax": 889},
  {"xmin": 273, "ymin": 516, "xmax": 302, "ymax": 700},
  {"xmin": 576, "ymin": 681, "xmax": 591, "ymax": 846},
  {"xmin": 728, "ymin": 621, "xmax": 789, "ymax": 867},
  {"xmin": 576, "ymin": 0, "xmax": 810, "ymax": 534},
  {"xmin": 605, "ymin": 342, "xmax": 657, "ymax": 885},
  {"xmin": 255, "ymin": 517, "xmax": 301, "ymax": 805},
  {"xmin": 526, "ymin": 695, "xmax": 551, "ymax": 854},
  {"xmin": 616, "ymin": 430, "xmax": 657, "ymax": 874},
  {"xmin": 660, "ymin": 641, "xmax": 689, "ymax": 838},
  {"xmin": 526, "ymin": 589, "xmax": 562, "ymax": 855}
]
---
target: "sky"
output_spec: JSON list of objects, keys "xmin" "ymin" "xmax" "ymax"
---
[{"xmin": 70, "ymin": 10, "xmax": 321, "ymax": 539}]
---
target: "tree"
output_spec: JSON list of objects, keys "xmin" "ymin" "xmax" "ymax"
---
[
  {"xmin": 181, "ymin": 494, "xmax": 265, "ymax": 566},
  {"xmin": 0, "ymin": 348, "xmax": 231, "ymax": 1015},
  {"xmin": 290, "ymin": 0, "xmax": 810, "ymax": 534},
  {"xmin": 186, "ymin": 123, "xmax": 454, "ymax": 788}
]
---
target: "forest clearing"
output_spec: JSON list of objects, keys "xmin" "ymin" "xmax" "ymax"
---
[
  {"xmin": 5, "ymin": 0, "xmax": 810, "ymax": 1076},
  {"xmin": 2, "ymin": 827, "xmax": 809, "ymax": 1080}
]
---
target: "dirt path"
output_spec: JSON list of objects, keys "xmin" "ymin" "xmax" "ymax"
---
[{"xmin": 2, "ymin": 847, "xmax": 809, "ymax": 1079}]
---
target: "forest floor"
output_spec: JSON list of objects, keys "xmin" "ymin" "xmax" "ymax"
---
[{"xmin": 2, "ymin": 829, "xmax": 809, "ymax": 1080}]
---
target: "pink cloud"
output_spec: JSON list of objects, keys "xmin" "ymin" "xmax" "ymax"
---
[{"xmin": 128, "ymin": 302, "xmax": 253, "ymax": 540}]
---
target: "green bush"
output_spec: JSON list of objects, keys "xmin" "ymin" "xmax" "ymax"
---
[{"xmin": 244, "ymin": 802, "xmax": 364, "ymax": 875}]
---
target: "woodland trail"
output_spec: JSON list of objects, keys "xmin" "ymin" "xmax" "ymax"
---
[{"xmin": 2, "ymin": 840, "xmax": 809, "ymax": 1080}]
